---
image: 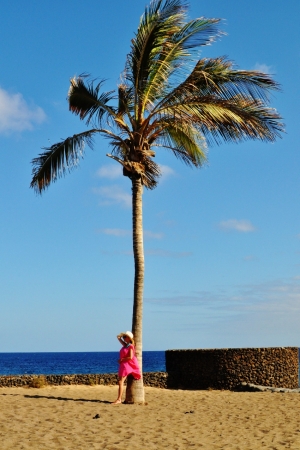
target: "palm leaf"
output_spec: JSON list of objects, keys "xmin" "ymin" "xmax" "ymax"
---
[
  {"xmin": 126, "ymin": 0, "xmax": 185, "ymax": 116},
  {"xmin": 148, "ymin": 119, "xmax": 206, "ymax": 166},
  {"xmin": 156, "ymin": 57, "xmax": 280, "ymax": 109},
  {"xmin": 118, "ymin": 84, "xmax": 134, "ymax": 115},
  {"xmin": 163, "ymin": 122, "xmax": 206, "ymax": 165},
  {"xmin": 68, "ymin": 76, "xmax": 116, "ymax": 126},
  {"xmin": 172, "ymin": 17, "xmax": 221, "ymax": 49},
  {"xmin": 30, "ymin": 130, "xmax": 98, "ymax": 193},
  {"xmin": 182, "ymin": 97, "xmax": 283, "ymax": 144},
  {"xmin": 140, "ymin": 18, "xmax": 221, "ymax": 113},
  {"xmin": 117, "ymin": 84, "xmax": 137, "ymax": 132},
  {"xmin": 192, "ymin": 58, "xmax": 280, "ymax": 102},
  {"xmin": 152, "ymin": 90, "xmax": 283, "ymax": 144}
]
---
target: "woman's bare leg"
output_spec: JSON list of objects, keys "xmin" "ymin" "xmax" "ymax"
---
[{"xmin": 111, "ymin": 377, "xmax": 126, "ymax": 404}]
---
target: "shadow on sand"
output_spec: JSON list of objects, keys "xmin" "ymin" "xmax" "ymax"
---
[{"xmin": 0, "ymin": 393, "xmax": 111, "ymax": 404}]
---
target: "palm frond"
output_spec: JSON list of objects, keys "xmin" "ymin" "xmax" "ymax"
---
[
  {"xmin": 118, "ymin": 84, "xmax": 133, "ymax": 115},
  {"xmin": 140, "ymin": 18, "xmax": 221, "ymax": 113},
  {"xmin": 126, "ymin": 0, "xmax": 186, "ymax": 114},
  {"xmin": 172, "ymin": 17, "xmax": 222, "ymax": 50},
  {"xmin": 163, "ymin": 123, "xmax": 206, "ymax": 165},
  {"xmin": 148, "ymin": 119, "xmax": 206, "ymax": 166},
  {"xmin": 30, "ymin": 130, "xmax": 98, "ymax": 193},
  {"xmin": 68, "ymin": 76, "xmax": 116, "ymax": 126},
  {"xmin": 117, "ymin": 84, "xmax": 136, "ymax": 132},
  {"xmin": 192, "ymin": 58, "xmax": 280, "ymax": 101},
  {"xmin": 181, "ymin": 97, "xmax": 283, "ymax": 144},
  {"xmin": 140, "ymin": 156, "xmax": 161, "ymax": 189},
  {"xmin": 152, "ymin": 92, "xmax": 283, "ymax": 144},
  {"xmin": 155, "ymin": 57, "xmax": 280, "ymax": 111}
]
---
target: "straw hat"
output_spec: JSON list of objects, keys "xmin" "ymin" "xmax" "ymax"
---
[{"xmin": 123, "ymin": 331, "xmax": 134, "ymax": 341}]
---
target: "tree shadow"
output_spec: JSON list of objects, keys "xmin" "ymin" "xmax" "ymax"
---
[
  {"xmin": 0, "ymin": 393, "xmax": 111, "ymax": 404},
  {"xmin": 24, "ymin": 394, "xmax": 111, "ymax": 404}
]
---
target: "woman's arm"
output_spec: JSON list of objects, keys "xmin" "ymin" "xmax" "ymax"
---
[{"xmin": 117, "ymin": 333, "xmax": 127, "ymax": 347}]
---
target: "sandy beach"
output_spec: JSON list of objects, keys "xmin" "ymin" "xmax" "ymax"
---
[{"xmin": 0, "ymin": 385, "xmax": 300, "ymax": 449}]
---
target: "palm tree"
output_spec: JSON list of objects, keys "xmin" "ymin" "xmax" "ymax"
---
[{"xmin": 30, "ymin": 0, "xmax": 283, "ymax": 403}]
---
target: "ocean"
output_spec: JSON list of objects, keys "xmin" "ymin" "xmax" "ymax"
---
[
  {"xmin": 0, "ymin": 352, "xmax": 165, "ymax": 376},
  {"xmin": 0, "ymin": 352, "xmax": 298, "ymax": 384}
]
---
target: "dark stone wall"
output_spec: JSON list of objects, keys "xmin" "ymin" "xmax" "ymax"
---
[
  {"xmin": 166, "ymin": 347, "xmax": 299, "ymax": 390},
  {"xmin": 0, "ymin": 372, "xmax": 167, "ymax": 388}
]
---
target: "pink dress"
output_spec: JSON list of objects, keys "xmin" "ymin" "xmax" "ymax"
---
[{"xmin": 118, "ymin": 344, "xmax": 141, "ymax": 379}]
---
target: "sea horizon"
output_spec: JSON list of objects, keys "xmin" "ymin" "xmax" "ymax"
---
[
  {"xmin": 0, "ymin": 351, "xmax": 166, "ymax": 376},
  {"xmin": 0, "ymin": 350, "xmax": 299, "ymax": 378}
]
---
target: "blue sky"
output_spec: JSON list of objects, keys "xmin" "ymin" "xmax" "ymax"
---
[{"xmin": 0, "ymin": 0, "xmax": 299, "ymax": 352}]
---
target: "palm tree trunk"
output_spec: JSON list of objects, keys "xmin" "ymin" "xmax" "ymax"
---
[{"xmin": 125, "ymin": 175, "xmax": 145, "ymax": 403}]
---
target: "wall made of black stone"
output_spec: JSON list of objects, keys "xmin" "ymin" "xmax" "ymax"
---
[
  {"xmin": 0, "ymin": 372, "xmax": 167, "ymax": 388},
  {"xmin": 166, "ymin": 347, "xmax": 299, "ymax": 390}
]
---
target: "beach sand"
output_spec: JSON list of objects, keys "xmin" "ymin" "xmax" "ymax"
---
[{"xmin": 0, "ymin": 385, "xmax": 300, "ymax": 449}]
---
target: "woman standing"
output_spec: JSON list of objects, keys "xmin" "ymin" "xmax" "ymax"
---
[{"xmin": 112, "ymin": 331, "xmax": 141, "ymax": 404}]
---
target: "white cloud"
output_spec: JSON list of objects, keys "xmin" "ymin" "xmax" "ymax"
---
[
  {"xmin": 243, "ymin": 255, "xmax": 258, "ymax": 262},
  {"xmin": 98, "ymin": 228, "xmax": 163, "ymax": 239},
  {"xmin": 93, "ymin": 185, "xmax": 131, "ymax": 208},
  {"xmin": 159, "ymin": 164, "xmax": 175, "ymax": 179},
  {"xmin": 99, "ymin": 228, "xmax": 130, "ymax": 237},
  {"xmin": 96, "ymin": 164, "xmax": 122, "ymax": 179},
  {"xmin": 230, "ymin": 281, "xmax": 297, "ymax": 311},
  {"xmin": 253, "ymin": 63, "xmax": 273, "ymax": 74},
  {"xmin": 218, "ymin": 219, "xmax": 256, "ymax": 233},
  {"xmin": 145, "ymin": 277, "xmax": 300, "ymax": 347},
  {"xmin": 146, "ymin": 277, "xmax": 300, "ymax": 315},
  {"xmin": 0, "ymin": 87, "xmax": 46, "ymax": 133},
  {"xmin": 144, "ymin": 230, "xmax": 164, "ymax": 239}
]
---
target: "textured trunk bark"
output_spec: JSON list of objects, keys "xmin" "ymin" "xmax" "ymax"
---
[{"xmin": 125, "ymin": 176, "xmax": 145, "ymax": 404}]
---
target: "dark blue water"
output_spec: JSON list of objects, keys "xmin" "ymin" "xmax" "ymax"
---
[
  {"xmin": 0, "ymin": 352, "xmax": 298, "ymax": 383},
  {"xmin": 0, "ymin": 352, "xmax": 165, "ymax": 376}
]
